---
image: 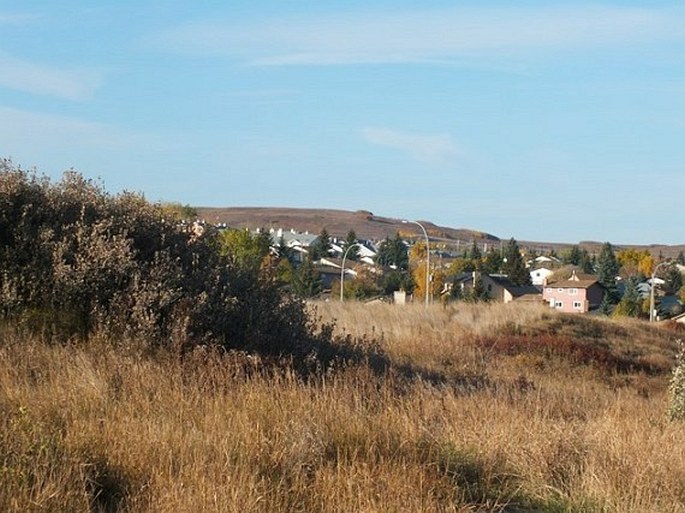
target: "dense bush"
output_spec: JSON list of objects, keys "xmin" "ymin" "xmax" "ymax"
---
[{"xmin": 0, "ymin": 160, "xmax": 336, "ymax": 362}]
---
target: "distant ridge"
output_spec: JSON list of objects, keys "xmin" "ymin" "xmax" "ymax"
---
[
  {"xmin": 194, "ymin": 207, "xmax": 499, "ymax": 243},
  {"xmin": 195, "ymin": 206, "xmax": 685, "ymax": 257}
]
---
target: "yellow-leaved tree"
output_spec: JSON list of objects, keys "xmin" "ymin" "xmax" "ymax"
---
[
  {"xmin": 409, "ymin": 241, "xmax": 445, "ymax": 303},
  {"xmin": 617, "ymin": 248, "xmax": 654, "ymax": 278}
]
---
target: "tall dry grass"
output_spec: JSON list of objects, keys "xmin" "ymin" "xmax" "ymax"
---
[{"xmin": 2, "ymin": 303, "xmax": 684, "ymax": 512}]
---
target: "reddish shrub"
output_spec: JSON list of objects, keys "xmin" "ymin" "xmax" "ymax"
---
[{"xmin": 473, "ymin": 334, "xmax": 658, "ymax": 374}]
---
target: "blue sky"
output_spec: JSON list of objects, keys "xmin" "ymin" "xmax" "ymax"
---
[{"xmin": 2, "ymin": 1, "xmax": 684, "ymax": 244}]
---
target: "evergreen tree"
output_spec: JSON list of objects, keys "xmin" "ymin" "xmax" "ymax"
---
[
  {"xmin": 664, "ymin": 265, "xmax": 683, "ymax": 295},
  {"xmin": 308, "ymin": 227, "xmax": 331, "ymax": 260},
  {"xmin": 376, "ymin": 233, "xmax": 408, "ymax": 270},
  {"xmin": 380, "ymin": 269, "xmax": 414, "ymax": 295},
  {"xmin": 678, "ymin": 251, "xmax": 685, "ymax": 266},
  {"xmin": 562, "ymin": 245, "xmax": 582, "ymax": 265},
  {"xmin": 277, "ymin": 236, "xmax": 296, "ymax": 266},
  {"xmin": 464, "ymin": 273, "xmax": 489, "ymax": 303},
  {"xmin": 482, "ymin": 250, "xmax": 503, "ymax": 274},
  {"xmin": 292, "ymin": 257, "xmax": 322, "ymax": 298},
  {"xmin": 597, "ymin": 242, "xmax": 620, "ymax": 302},
  {"xmin": 344, "ymin": 229, "xmax": 359, "ymax": 261},
  {"xmin": 579, "ymin": 248, "xmax": 594, "ymax": 274},
  {"xmin": 614, "ymin": 277, "xmax": 641, "ymax": 318},
  {"xmin": 503, "ymin": 238, "xmax": 531, "ymax": 286},
  {"xmin": 598, "ymin": 293, "xmax": 613, "ymax": 316}
]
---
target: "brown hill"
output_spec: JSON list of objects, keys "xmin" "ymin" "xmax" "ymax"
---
[
  {"xmin": 194, "ymin": 207, "xmax": 499, "ymax": 243},
  {"xmin": 195, "ymin": 206, "xmax": 685, "ymax": 257}
]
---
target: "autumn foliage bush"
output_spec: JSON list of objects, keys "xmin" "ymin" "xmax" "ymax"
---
[
  {"xmin": 0, "ymin": 160, "xmax": 375, "ymax": 369},
  {"xmin": 472, "ymin": 333, "xmax": 666, "ymax": 375}
]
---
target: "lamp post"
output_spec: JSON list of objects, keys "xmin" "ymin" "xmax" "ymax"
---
[
  {"xmin": 650, "ymin": 261, "xmax": 671, "ymax": 322},
  {"xmin": 340, "ymin": 243, "xmax": 363, "ymax": 302},
  {"xmin": 402, "ymin": 220, "xmax": 430, "ymax": 307}
]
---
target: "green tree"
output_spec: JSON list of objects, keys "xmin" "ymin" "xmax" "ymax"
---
[
  {"xmin": 614, "ymin": 277, "xmax": 642, "ymax": 318},
  {"xmin": 664, "ymin": 265, "xmax": 683, "ymax": 295},
  {"xmin": 218, "ymin": 228, "xmax": 271, "ymax": 276},
  {"xmin": 597, "ymin": 242, "xmax": 620, "ymax": 302},
  {"xmin": 338, "ymin": 266, "xmax": 381, "ymax": 300},
  {"xmin": 308, "ymin": 227, "xmax": 331, "ymax": 261},
  {"xmin": 376, "ymin": 233, "xmax": 408, "ymax": 270},
  {"xmin": 276, "ymin": 236, "xmax": 296, "ymax": 266},
  {"xmin": 447, "ymin": 257, "xmax": 475, "ymax": 275},
  {"xmin": 379, "ymin": 269, "xmax": 414, "ymax": 296},
  {"xmin": 598, "ymin": 293, "xmax": 613, "ymax": 316},
  {"xmin": 503, "ymin": 238, "xmax": 531, "ymax": 286},
  {"xmin": 579, "ymin": 248, "xmax": 595, "ymax": 274},
  {"xmin": 160, "ymin": 202, "xmax": 197, "ymax": 222},
  {"xmin": 291, "ymin": 257, "xmax": 322, "ymax": 298},
  {"xmin": 561, "ymin": 245, "xmax": 582, "ymax": 266},
  {"xmin": 482, "ymin": 249, "xmax": 503, "ymax": 274},
  {"xmin": 464, "ymin": 274, "xmax": 489, "ymax": 303},
  {"xmin": 344, "ymin": 229, "xmax": 359, "ymax": 261}
]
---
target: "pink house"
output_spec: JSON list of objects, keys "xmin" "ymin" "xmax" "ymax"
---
[{"xmin": 542, "ymin": 271, "xmax": 605, "ymax": 313}]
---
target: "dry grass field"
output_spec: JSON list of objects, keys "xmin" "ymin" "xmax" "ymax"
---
[{"xmin": 2, "ymin": 302, "xmax": 685, "ymax": 512}]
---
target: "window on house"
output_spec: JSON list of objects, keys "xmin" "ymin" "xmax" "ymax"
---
[
  {"xmin": 557, "ymin": 288, "xmax": 564, "ymax": 293},
  {"xmin": 569, "ymin": 288, "xmax": 578, "ymax": 295},
  {"xmin": 573, "ymin": 301, "xmax": 582, "ymax": 309},
  {"xmin": 555, "ymin": 301, "xmax": 563, "ymax": 309},
  {"xmin": 546, "ymin": 288, "xmax": 552, "ymax": 293}
]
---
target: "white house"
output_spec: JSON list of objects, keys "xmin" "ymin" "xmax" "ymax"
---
[{"xmin": 530, "ymin": 267, "xmax": 554, "ymax": 286}]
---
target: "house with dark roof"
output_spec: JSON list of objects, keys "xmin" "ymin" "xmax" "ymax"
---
[
  {"xmin": 542, "ymin": 271, "xmax": 605, "ymax": 313},
  {"xmin": 482, "ymin": 274, "xmax": 542, "ymax": 303},
  {"xmin": 449, "ymin": 272, "xmax": 541, "ymax": 303}
]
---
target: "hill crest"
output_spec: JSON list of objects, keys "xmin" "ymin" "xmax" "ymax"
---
[{"xmin": 194, "ymin": 207, "xmax": 498, "ymax": 243}]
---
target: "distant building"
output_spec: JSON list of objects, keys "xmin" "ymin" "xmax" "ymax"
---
[
  {"xmin": 530, "ymin": 267, "xmax": 554, "ymax": 286},
  {"xmin": 451, "ymin": 272, "xmax": 541, "ymax": 303},
  {"xmin": 542, "ymin": 271, "xmax": 605, "ymax": 313},
  {"xmin": 482, "ymin": 274, "xmax": 542, "ymax": 303}
]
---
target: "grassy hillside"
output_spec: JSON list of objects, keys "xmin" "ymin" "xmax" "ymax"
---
[
  {"xmin": 194, "ymin": 206, "xmax": 499, "ymax": 242},
  {"xmin": 2, "ymin": 304, "xmax": 684, "ymax": 512}
]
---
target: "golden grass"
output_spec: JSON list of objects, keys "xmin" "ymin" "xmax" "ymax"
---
[{"xmin": 2, "ymin": 304, "xmax": 684, "ymax": 512}]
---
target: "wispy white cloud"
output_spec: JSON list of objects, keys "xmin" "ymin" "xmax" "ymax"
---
[
  {"xmin": 0, "ymin": 51, "xmax": 102, "ymax": 100},
  {"xmin": 0, "ymin": 106, "xmax": 173, "ymax": 154},
  {"xmin": 361, "ymin": 127, "xmax": 460, "ymax": 165},
  {"xmin": 150, "ymin": 5, "xmax": 685, "ymax": 65}
]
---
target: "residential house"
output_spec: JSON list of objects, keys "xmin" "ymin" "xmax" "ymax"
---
[
  {"xmin": 451, "ymin": 272, "xmax": 541, "ymax": 303},
  {"xmin": 530, "ymin": 267, "xmax": 554, "ymax": 286},
  {"xmin": 318, "ymin": 257, "xmax": 358, "ymax": 278},
  {"xmin": 482, "ymin": 274, "xmax": 542, "ymax": 303},
  {"xmin": 533, "ymin": 255, "xmax": 560, "ymax": 265},
  {"xmin": 268, "ymin": 228, "xmax": 319, "ymax": 263},
  {"xmin": 542, "ymin": 271, "xmax": 604, "ymax": 313},
  {"xmin": 355, "ymin": 243, "xmax": 378, "ymax": 265}
]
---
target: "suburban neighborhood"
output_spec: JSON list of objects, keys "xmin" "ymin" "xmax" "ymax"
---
[{"xmin": 187, "ymin": 217, "xmax": 685, "ymax": 322}]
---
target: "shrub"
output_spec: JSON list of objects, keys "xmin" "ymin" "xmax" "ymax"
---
[{"xmin": 0, "ymin": 160, "xmax": 341, "ymax": 364}]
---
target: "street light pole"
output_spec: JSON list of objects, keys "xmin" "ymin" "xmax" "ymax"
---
[
  {"xmin": 403, "ymin": 220, "xmax": 430, "ymax": 307},
  {"xmin": 650, "ymin": 261, "xmax": 671, "ymax": 322},
  {"xmin": 340, "ymin": 243, "xmax": 363, "ymax": 302}
]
